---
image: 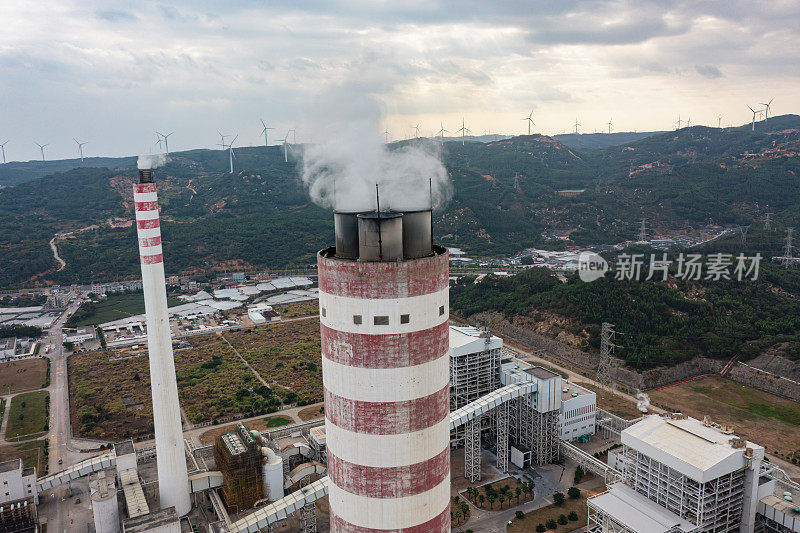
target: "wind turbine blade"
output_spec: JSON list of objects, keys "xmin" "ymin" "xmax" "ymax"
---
[{"xmin": 747, "ymin": 105, "xmax": 755, "ymax": 112}]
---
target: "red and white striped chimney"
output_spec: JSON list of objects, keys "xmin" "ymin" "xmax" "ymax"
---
[
  {"xmin": 134, "ymin": 169, "xmax": 191, "ymax": 515},
  {"xmin": 319, "ymin": 210, "xmax": 451, "ymax": 532}
]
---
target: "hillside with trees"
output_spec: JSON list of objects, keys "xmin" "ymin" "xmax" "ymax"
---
[{"xmin": 2, "ymin": 115, "xmax": 800, "ymax": 288}]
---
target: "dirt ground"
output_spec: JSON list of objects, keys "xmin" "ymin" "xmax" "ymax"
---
[
  {"xmin": 297, "ymin": 403, "xmax": 324, "ymax": 421},
  {"xmin": 573, "ymin": 381, "xmax": 643, "ymax": 420},
  {"xmin": 650, "ymin": 376, "xmax": 800, "ymax": 460},
  {"xmin": 0, "ymin": 358, "xmax": 47, "ymax": 394},
  {"xmin": 200, "ymin": 416, "xmax": 296, "ymax": 445},
  {"xmin": 0, "ymin": 439, "xmax": 47, "ymax": 474}
]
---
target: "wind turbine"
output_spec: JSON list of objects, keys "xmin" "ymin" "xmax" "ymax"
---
[
  {"xmin": 283, "ymin": 131, "xmax": 291, "ymax": 163},
  {"xmin": 412, "ymin": 124, "xmax": 421, "ymax": 138},
  {"xmin": 686, "ymin": 116, "xmax": 691, "ymax": 128},
  {"xmin": 606, "ymin": 118, "xmax": 613, "ymax": 134},
  {"xmin": 718, "ymin": 115, "xmax": 723, "ymax": 129},
  {"xmin": 436, "ymin": 123, "xmax": 448, "ymax": 146},
  {"xmin": 676, "ymin": 114, "xmax": 683, "ymax": 130},
  {"xmin": 747, "ymin": 105, "xmax": 758, "ymax": 131},
  {"xmin": 0, "ymin": 141, "xmax": 8, "ymax": 164},
  {"xmin": 217, "ymin": 135, "xmax": 237, "ymax": 173},
  {"xmin": 73, "ymin": 138, "xmax": 88, "ymax": 162},
  {"xmin": 760, "ymin": 98, "xmax": 774, "ymax": 121},
  {"xmin": 156, "ymin": 135, "xmax": 164, "ymax": 151},
  {"xmin": 521, "ymin": 111, "xmax": 534, "ymax": 135},
  {"xmin": 573, "ymin": 118, "xmax": 580, "ymax": 135},
  {"xmin": 384, "ymin": 128, "xmax": 390, "ymax": 144},
  {"xmin": 259, "ymin": 120, "xmax": 274, "ymax": 147},
  {"xmin": 34, "ymin": 142, "xmax": 48, "ymax": 162},
  {"xmin": 156, "ymin": 131, "xmax": 173, "ymax": 154},
  {"xmin": 456, "ymin": 118, "xmax": 470, "ymax": 146}
]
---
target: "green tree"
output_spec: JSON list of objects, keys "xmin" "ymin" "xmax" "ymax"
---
[
  {"xmin": 568, "ymin": 486, "xmax": 581, "ymax": 499},
  {"xmin": 574, "ymin": 465, "xmax": 584, "ymax": 484},
  {"xmin": 498, "ymin": 494, "xmax": 505, "ymax": 508},
  {"xmin": 515, "ymin": 510, "xmax": 525, "ymax": 520},
  {"xmin": 479, "ymin": 494, "xmax": 485, "ymax": 507},
  {"xmin": 568, "ymin": 511, "xmax": 579, "ymax": 521},
  {"xmin": 553, "ymin": 492, "xmax": 565, "ymax": 506},
  {"xmin": 546, "ymin": 518, "xmax": 557, "ymax": 529},
  {"xmin": 536, "ymin": 525, "xmax": 546, "ymax": 533},
  {"xmin": 454, "ymin": 510, "xmax": 461, "ymax": 524},
  {"xmin": 558, "ymin": 514, "xmax": 568, "ymax": 525},
  {"xmin": 488, "ymin": 494, "xmax": 496, "ymax": 509},
  {"xmin": 516, "ymin": 486, "xmax": 522, "ymax": 503},
  {"xmin": 461, "ymin": 502, "xmax": 469, "ymax": 518}
]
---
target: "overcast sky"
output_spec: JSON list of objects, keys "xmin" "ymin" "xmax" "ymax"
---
[{"xmin": 2, "ymin": 0, "xmax": 800, "ymax": 161}]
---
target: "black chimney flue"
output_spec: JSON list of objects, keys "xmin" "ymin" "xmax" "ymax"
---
[{"xmin": 138, "ymin": 169, "xmax": 153, "ymax": 184}]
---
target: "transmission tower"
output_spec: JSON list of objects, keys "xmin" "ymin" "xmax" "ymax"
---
[
  {"xmin": 739, "ymin": 225, "xmax": 750, "ymax": 245},
  {"xmin": 597, "ymin": 322, "xmax": 618, "ymax": 393},
  {"xmin": 764, "ymin": 213, "xmax": 773, "ymax": 231},
  {"xmin": 783, "ymin": 227, "xmax": 796, "ymax": 269},
  {"xmin": 638, "ymin": 218, "xmax": 648, "ymax": 242}
]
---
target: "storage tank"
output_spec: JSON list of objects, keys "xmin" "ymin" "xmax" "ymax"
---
[
  {"xmin": 262, "ymin": 447, "xmax": 284, "ymax": 501},
  {"xmin": 357, "ymin": 211, "xmax": 403, "ymax": 261},
  {"xmin": 90, "ymin": 473, "xmax": 120, "ymax": 533},
  {"xmin": 334, "ymin": 212, "xmax": 360, "ymax": 259},
  {"xmin": 402, "ymin": 210, "xmax": 433, "ymax": 259}
]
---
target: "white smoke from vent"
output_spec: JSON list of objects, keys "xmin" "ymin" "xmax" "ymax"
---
[
  {"xmin": 137, "ymin": 153, "xmax": 168, "ymax": 170},
  {"xmin": 299, "ymin": 89, "xmax": 451, "ymax": 213},
  {"xmin": 636, "ymin": 391, "xmax": 650, "ymax": 413}
]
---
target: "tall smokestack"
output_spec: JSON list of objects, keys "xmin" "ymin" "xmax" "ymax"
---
[
  {"xmin": 134, "ymin": 168, "xmax": 191, "ymax": 515},
  {"xmin": 318, "ymin": 209, "xmax": 450, "ymax": 532}
]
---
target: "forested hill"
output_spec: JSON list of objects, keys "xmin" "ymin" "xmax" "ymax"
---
[
  {"xmin": 2, "ymin": 114, "xmax": 800, "ymax": 288},
  {"xmin": 450, "ymin": 261, "xmax": 800, "ymax": 369}
]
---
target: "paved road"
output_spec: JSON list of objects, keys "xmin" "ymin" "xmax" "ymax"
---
[
  {"xmin": 39, "ymin": 296, "xmax": 93, "ymax": 533},
  {"xmin": 48, "ymin": 235, "xmax": 66, "ymax": 272}
]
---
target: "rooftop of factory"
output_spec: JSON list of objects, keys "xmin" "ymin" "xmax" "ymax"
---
[
  {"xmin": 0, "ymin": 459, "xmax": 20, "ymax": 474},
  {"xmin": 561, "ymin": 381, "xmax": 592, "ymax": 401},
  {"xmin": 590, "ymin": 483, "xmax": 696, "ymax": 532},
  {"xmin": 622, "ymin": 414, "xmax": 764, "ymax": 483},
  {"xmin": 524, "ymin": 366, "xmax": 559, "ymax": 380},
  {"xmin": 122, "ymin": 506, "xmax": 179, "ymax": 533},
  {"xmin": 114, "ymin": 440, "xmax": 135, "ymax": 456},
  {"xmin": 449, "ymin": 325, "xmax": 502, "ymax": 356},
  {"xmin": 309, "ymin": 425, "xmax": 326, "ymax": 444}
]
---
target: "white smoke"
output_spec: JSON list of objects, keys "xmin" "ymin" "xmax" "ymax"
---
[
  {"xmin": 636, "ymin": 391, "xmax": 650, "ymax": 413},
  {"xmin": 137, "ymin": 153, "xmax": 168, "ymax": 170},
  {"xmin": 299, "ymin": 89, "xmax": 451, "ymax": 212}
]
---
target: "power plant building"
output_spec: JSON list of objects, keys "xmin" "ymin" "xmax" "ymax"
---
[
  {"xmin": 589, "ymin": 413, "xmax": 768, "ymax": 533},
  {"xmin": 319, "ymin": 209, "xmax": 451, "ymax": 532}
]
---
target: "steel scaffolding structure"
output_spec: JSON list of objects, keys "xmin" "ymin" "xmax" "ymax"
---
[
  {"xmin": 465, "ymin": 416, "xmax": 482, "ymax": 482},
  {"xmin": 621, "ymin": 446, "xmax": 745, "ymax": 532},
  {"xmin": 450, "ymin": 336, "xmax": 500, "ymax": 443},
  {"xmin": 496, "ymin": 401, "xmax": 510, "ymax": 473},
  {"xmin": 531, "ymin": 410, "xmax": 560, "ymax": 465}
]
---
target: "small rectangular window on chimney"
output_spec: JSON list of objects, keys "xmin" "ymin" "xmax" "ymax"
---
[
  {"xmin": 374, "ymin": 315, "xmax": 389, "ymax": 325},
  {"xmin": 400, "ymin": 314, "xmax": 410, "ymax": 324},
  {"xmin": 353, "ymin": 315, "xmax": 362, "ymax": 325}
]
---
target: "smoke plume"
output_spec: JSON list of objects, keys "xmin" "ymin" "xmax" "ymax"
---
[
  {"xmin": 636, "ymin": 391, "xmax": 650, "ymax": 413},
  {"xmin": 137, "ymin": 153, "xmax": 168, "ymax": 170},
  {"xmin": 299, "ymin": 90, "xmax": 451, "ymax": 212}
]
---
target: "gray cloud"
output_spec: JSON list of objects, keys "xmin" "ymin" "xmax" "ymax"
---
[
  {"xmin": 1, "ymin": 0, "xmax": 799, "ymax": 160},
  {"xmin": 696, "ymin": 64, "xmax": 723, "ymax": 79}
]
